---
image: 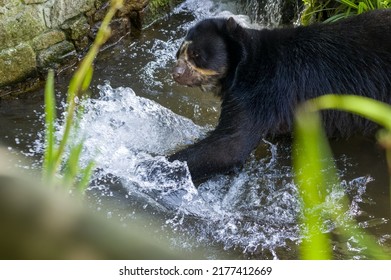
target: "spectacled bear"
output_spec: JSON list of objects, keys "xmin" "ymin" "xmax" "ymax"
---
[{"xmin": 169, "ymin": 9, "xmax": 391, "ymax": 182}]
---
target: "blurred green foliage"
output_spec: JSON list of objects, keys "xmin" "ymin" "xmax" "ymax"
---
[
  {"xmin": 301, "ymin": 0, "xmax": 391, "ymax": 24},
  {"xmin": 294, "ymin": 94, "xmax": 391, "ymax": 259},
  {"xmin": 42, "ymin": 0, "xmax": 124, "ymax": 192}
]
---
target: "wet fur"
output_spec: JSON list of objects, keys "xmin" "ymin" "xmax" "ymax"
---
[{"xmin": 170, "ymin": 10, "xmax": 391, "ymax": 182}]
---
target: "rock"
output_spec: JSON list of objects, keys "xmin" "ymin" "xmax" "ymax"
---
[
  {"xmin": 0, "ymin": 0, "xmax": 179, "ymax": 93},
  {"xmin": 134, "ymin": 0, "xmax": 180, "ymax": 28},
  {"xmin": 30, "ymin": 30, "xmax": 66, "ymax": 51},
  {"xmin": 90, "ymin": 17, "xmax": 130, "ymax": 46},
  {"xmin": 50, "ymin": 0, "xmax": 95, "ymax": 28},
  {"xmin": 61, "ymin": 15, "xmax": 91, "ymax": 51},
  {"xmin": 0, "ymin": 43, "xmax": 37, "ymax": 87},
  {"xmin": 107, "ymin": 17, "xmax": 131, "ymax": 45},
  {"xmin": 93, "ymin": 2, "xmax": 110, "ymax": 22},
  {"xmin": 37, "ymin": 40, "xmax": 76, "ymax": 71},
  {"xmin": 0, "ymin": 4, "xmax": 46, "ymax": 49},
  {"xmin": 117, "ymin": 0, "xmax": 149, "ymax": 17},
  {"xmin": 22, "ymin": 0, "xmax": 48, "ymax": 4},
  {"xmin": 0, "ymin": 0, "xmax": 20, "ymax": 9}
]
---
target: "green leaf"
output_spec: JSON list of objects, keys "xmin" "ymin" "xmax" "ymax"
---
[
  {"xmin": 81, "ymin": 66, "xmax": 94, "ymax": 93},
  {"xmin": 294, "ymin": 94, "xmax": 391, "ymax": 259},
  {"xmin": 43, "ymin": 69, "xmax": 57, "ymax": 183},
  {"xmin": 358, "ymin": 2, "xmax": 368, "ymax": 13},
  {"xmin": 339, "ymin": 0, "xmax": 359, "ymax": 9},
  {"xmin": 294, "ymin": 106, "xmax": 333, "ymax": 260},
  {"xmin": 77, "ymin": 161, "xmax": 95, "ymax": 192},
  {"xmin": 311, "ymin": 94, "xmax": 391, "ymax": 131}
]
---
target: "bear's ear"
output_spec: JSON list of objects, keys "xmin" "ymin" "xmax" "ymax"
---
[
  {"xmin": 226, "ymin": 17, "xmax": 238, "ymax": 33},
  {"xmin": 225, "ymin": 17, "xmax": 244, "ymax": 37}
]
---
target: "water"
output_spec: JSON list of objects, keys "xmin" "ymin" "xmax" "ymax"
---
[
  {"xmin": 240, "ymin": 0, "xmax": 283, "ymax": 26},
  {"xmin": 0, "ymin": 0, "xmax": 390, "ymax": 259}
]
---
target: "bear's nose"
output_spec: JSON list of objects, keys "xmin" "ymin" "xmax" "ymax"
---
[{"xmin": 172, "ymin": 65, "xmax": 185, "ymax": 79}]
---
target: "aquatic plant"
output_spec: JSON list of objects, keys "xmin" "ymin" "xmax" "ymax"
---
[
  {"xmin": 301, "ymin": 0, "xmax": 391, "ymax": 24},
  {"xmin": 294, "ymin": 94, "xmax": 391, "ymax": 259},
  {"xmin": 43, "ymin": 0, "xmax": 124, "ymax": 192}
]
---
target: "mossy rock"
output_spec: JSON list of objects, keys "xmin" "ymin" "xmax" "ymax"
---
[
  {"xmin": 61, "ymin": 15, "xmax": 91, "ymax": 50},
  {"xmin": 37, "ymin": 40, "xmax": 76, "ymax": 71},
  {"xmin": 0, "ymin": 43, "xmax": 37, "ymax": 87},
  {"xmin": 50, "ymin": 0, "xmax": 95, "ymax": 28},
  {"xmin": 22, "ymin": 0, "xmax": 48, "ymax": 4},
  {"xmin": 61, "ymin": 15, "xmax": 90, "ymax": 41},
  {"xmin": 30, "ymin": 30, "xmax": 67, "ymax": 51},
  {"xmin": 119, "ymin": 0, "xmax": 149, "ymax": 14},
  {"xmin": 132, "ymin": 0, "xmax": 183, "ymax": 28},
  {"xmin": 0, "ymin": 4, "xmax": 46, "ymax": 49}
]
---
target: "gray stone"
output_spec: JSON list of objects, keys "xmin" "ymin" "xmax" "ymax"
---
[
  {"xmin": 120, "ymin": 0, "xmax": 149, "ymax": 14},
  {"xmin": 0, "ymin": 5, "xmax": 46, "ymax": 49},
  {"xmin": 93, "ymin": 2, "xmax": 109, "ymax": 22},
  {"xmin": 37, "ymin": 40, "xmax": 76, "ymax": 70},
  {"xmin": 61, "ymin": 15, "xmax": 90, "ymax": 41},
  {"xmin": 0, "ymin": 43, "xmax": 37, "ymax": 86},
  {"xmin": 50, "ymin": 0, "xmax": 95, "ymax": 28},
  {"xmin": 94, "ymin": 0, "xmax": 107, "ymax": 9},
  {"xmin": 0, "ymin": 0, "xmax": 21, "ymax": 9},
  {"xmin": 61, "ymin": 15, "xmax": 91, "ymax": 51},
  {"xmin": 0, "ymin": 0, "xmax": 170, "ymax": 93},
  {"xmin": 22, "ymin": 0, "xmax": 48, "ymax": 4},
  {"xmin": 30, "ymin": 30, "xmax": 66, "ymax": 51},
  {"xmin": 43, "ymin": 7, "xmax": 52, "ymax": 28},
  {"xmin": 108, "ymin": 17, "xmax": 131, "ymax": 43}
]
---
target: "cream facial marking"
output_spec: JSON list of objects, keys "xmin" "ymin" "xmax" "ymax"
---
[{"xmin": 178, "ymin": 40, "xmax": 219, "ymax": 76}]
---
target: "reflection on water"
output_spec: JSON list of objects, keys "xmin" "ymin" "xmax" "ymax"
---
[{"xmin": 0, "ymin": 0, "xmax": 390, "ymax": 259}]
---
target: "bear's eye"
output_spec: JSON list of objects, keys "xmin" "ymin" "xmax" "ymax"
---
[{"xmin": 187, "ymin": 49, "xmax": 199, "ymax": 59}]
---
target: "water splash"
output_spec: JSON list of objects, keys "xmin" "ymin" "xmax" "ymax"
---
[
  {"xmin": 26, "ymin": 0, "xmax": 387, "ymax": 259},
  {"xmin": 239, "ymin": 0, "xmax": 283, "ymax": 27},
  {"xmin": 64, "ymin": 85, "xmax": 378, "ymax": 258},
  {"xmin": 54, "ymin": 83, "xmax": 302, "ymax": 257}
]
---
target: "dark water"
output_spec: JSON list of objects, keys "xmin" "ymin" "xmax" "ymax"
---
[{"xmin": 0, "ymin": 0, "xmax": 390, "ymax": 259}]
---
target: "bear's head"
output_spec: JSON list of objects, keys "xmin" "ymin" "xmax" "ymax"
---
[{"xmin": 172, "ymin": 17, "xmax": 244, "ymax": 93}]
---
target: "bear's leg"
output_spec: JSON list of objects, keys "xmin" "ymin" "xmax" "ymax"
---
[{"xmin": 169, "ymin": 101, "xmax": 262, "ymax": 181}]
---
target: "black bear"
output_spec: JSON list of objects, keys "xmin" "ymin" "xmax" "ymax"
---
[{"xmin": 169, "ymin": 9, "xmax": 391, "ymax": 182}]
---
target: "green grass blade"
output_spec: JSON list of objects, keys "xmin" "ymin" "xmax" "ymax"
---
[
  {"xmin": 294, "ymin": 106, "xmax": 333, "ymax": 260},
  {"xmin": 81, "ymin": 66, "xmax": 94, "ymax": 93},
  {"xmin": 311, "ymin": 94, "xmax": 391, "ymax": 131},
  {"xmin": 294, "ymin": 94, "xmax": 391, "ymax": 259},
  {"xmin": 63, "ymin": 141, "xmax": 84, "ymax": 188},
  {"xmin": 358, "ymin": 2, "xmax": 368, "ymax": 13},
  {"xmin": 43, "ymin": 70, "xmax": 57, "ymax": 183},
  {"xmin": 323, "ymin": 13, "xmax": 350, "ymax": 22},
  {"xmin": 44, "ymin": 0, "xmax": 123, "ymax": 192},
  {"xmin": 339, "ymin": 0, "xmax": 359, "ymax": 9},
  {"xmin": 366, "ymin": 0, "xmax": 375, "ymax": 10},
  {"xmin": 77, "ymin": 161, "xmax": 96, "ymax": 193}
]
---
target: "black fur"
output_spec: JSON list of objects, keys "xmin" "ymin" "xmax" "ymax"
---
[{"xmin": 170, "ymin": 10, "xmax": 391, "ymax": 182}]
